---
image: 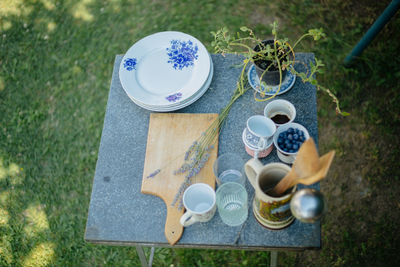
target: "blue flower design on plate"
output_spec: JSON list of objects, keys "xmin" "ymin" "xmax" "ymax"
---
[
  {"xmin": 166, "ymin": 40, "xmax": 199, "ymax": 70},
  {"xmin": 123, "ymin": 58, "xmax": 137, "ymax": 71},
  {"xmin": 247, "ymin": 64, "xmax": 296, "ymax": 95},
  {"xmin": 166, "ymin": 92, "xmax": 182, "ymax": 102}
]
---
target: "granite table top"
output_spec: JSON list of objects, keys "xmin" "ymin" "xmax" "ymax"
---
[{"xmin": 85, "ymin": 53, "xmax": 320, "ymax": 250}]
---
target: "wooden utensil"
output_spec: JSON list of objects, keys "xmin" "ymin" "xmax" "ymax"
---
[
  {"xmin": 141, "ymin": 113, "xmax": 218, "ymax": 245},
  {"xmin": 307, "ymin": 150, "xmax": 336, "ymax": 183},
  {"xmin": 269, "ymin": 138, "xmax": 335, "ymax": 197}
]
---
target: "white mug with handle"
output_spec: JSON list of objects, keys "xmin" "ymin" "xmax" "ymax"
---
[
  {"xmin": 180, "ymin": 183, "xmax": 216, "ymax": 227},
  {"xmin": 246, "ymin": 115, "xmax": 276, "ymax": 158}
]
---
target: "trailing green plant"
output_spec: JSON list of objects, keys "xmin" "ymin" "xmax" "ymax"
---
[{"xmin": 211, "ymin": 22, "xmax": 349, "ymax": 116}]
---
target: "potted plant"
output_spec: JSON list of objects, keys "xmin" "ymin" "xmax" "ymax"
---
[
  {"xmin": 211, "ymin": 22, "xmax": 348, "ymax": 116},
  {"xmin": 252, "ymin": 39, "xmax": 290, "ymax": 86}
]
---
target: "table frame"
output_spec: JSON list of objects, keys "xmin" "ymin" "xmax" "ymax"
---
[{"xmin": 85, "ymin": 53, "xmax": 321, "ymax": 265}]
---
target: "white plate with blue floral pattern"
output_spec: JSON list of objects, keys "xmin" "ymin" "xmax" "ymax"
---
[
  {"xmin": 247, "ymin": 64, "xmax": 296, "ymax": 95},
  {"xmin": 119, "ymin": 31, "xmax": 210, "ymax": 107},
  {"xmin": 127, "ymin": 54, "xmax": 214, "ymax": 112}
]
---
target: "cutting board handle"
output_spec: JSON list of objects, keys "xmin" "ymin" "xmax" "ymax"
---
[{"xmin": 165, "ymin": 204, "xmax": 184, "ymax": 245}]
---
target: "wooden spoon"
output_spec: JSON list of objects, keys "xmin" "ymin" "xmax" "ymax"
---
[
  {"xmin": 288, "ymin": 150, "xmax": 335, "ymax": 189},
  {"xmin": 269, "ymin": 138, "xmax": 334, "ymax": 197},
  {"xmin": 307, "ymin": 150, "xmax": 336, "ymax": 184}
]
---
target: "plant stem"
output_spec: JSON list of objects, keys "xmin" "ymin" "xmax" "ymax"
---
[{"xmin": 291, "ymin": 33, "xmax": 311, "ymax": 50}]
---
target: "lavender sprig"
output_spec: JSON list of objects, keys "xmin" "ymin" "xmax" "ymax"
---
[
  {"xmin": 184, "ymin": 141, "xmax": 198, "ymax": 161},
  {"xmin": 171, "ymin": 78, "xmax": 250, "ymax": 209},
  {"xmin": 171, "ymin": 146, "xmax": 212, "ymax": 209},
  {"xmin": 146, "ymin": 169, "xmax": 160, "ymax": 179}
]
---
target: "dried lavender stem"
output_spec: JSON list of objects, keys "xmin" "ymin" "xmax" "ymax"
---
[{"xmin": 170, "ymin": 77, "xmax": 250, "ymax": 209}]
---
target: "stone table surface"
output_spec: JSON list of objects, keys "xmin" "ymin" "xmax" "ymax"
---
[{"xmin": 85, "ymin": 53, "xmax": 320, "ymax": 250}]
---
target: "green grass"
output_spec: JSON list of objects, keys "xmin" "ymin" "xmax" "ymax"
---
[{"xmin": 1, "ymin": 0, "xmax": 400, "ymax": 266}]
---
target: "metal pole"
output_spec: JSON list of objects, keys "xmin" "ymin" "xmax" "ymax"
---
[
  {"xmin": 344, "ymin": 0, "xmax": 400, "ymax": 66},
  {"xmin": 135, "ymin": 246, "xmax": 149, "ymax": 267},
  {"xmin": 270, "ymin": 251, "xmax": 278, "ymax": 267},
  {"xmin": 148, "ymin": 247, "xmax": 155, "ymax": 267}
]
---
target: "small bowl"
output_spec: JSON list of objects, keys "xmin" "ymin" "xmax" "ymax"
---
[
  {"xmin": 273, "ymin": 122, "xmax": 310, "ymax": 164},
  {"xmin": 242, "ymin": 128, "xmax": 273, "ymax": 158},
  {"xmin": 264, "ymin": 99, "xmax": 296, "ymax": 127}
]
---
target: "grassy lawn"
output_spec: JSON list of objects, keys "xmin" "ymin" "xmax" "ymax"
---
[{"xmin": 1, "ymin": 0, "xmax": 399, "ymax": 266}]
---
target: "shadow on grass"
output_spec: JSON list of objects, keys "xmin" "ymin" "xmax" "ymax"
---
[
  {"xmin": 0, "ymin": 0, "xmax": 146, "ymax": 265},
  {"xmin": 0, "ymin": 0, "xmax": 277, "ymax": 266}
]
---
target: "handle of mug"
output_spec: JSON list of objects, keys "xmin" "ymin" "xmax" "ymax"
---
[
  {"xmin": 180, "ymin": 211, "xmax": 197, "ymax": 227},
  {"xmin": 244, "ymin": 158, "xmax": 264, "ymax": 189},
  {"xmin": 257, "ymin": 137, "xmax": 267, "ymax": 150}
]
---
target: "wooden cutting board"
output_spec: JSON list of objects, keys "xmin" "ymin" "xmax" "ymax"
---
[{"xmin": 141, "ymin": 113, "xmax": 218, "ymax": 245}]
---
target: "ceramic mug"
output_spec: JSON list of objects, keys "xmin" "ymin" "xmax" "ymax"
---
[
  {"xmin": 180, "ymin": 183, "xmax": 216, "ymax": 227},
  {"xmin": 246, "ymin": 115, "xmax": 276, "ymax": 156},
  {"xmin": 264, "ymin": 99, "xmax": 296, "ymax": 127},
  {"xmin": 245, "ymin": 159, "xmax": 297, "ymax": 229},
  {"xmin": 242, "ymin": 128, "xmax": 274, "ymax": 158}
]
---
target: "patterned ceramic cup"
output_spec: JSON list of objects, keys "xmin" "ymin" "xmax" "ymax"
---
[
  {"xmin": 245, "ymin": 159, "xmax": 297, "ymax": 229},
  {"xmin": 242, "ymin": 127, "xmax": 274, "ymax": 158},
  {"xmin": 180, "ymin": 183, "xmax": 216, "ymax": 227},
  {"xmin": 246, "ymin": 115, "xmax": 276, "ymax": 157}
]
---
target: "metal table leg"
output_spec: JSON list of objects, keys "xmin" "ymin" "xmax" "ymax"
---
[
  {"xmin": 270, "ymin": 251, "xmax": 278, "ymax": 267},
  {"xmin": 135, "ymin": 246, "xmax": 155, "ymax": 267},
  {"xmin": 149, "ymin": 247, "xmax": 155, "ymax": 266}
]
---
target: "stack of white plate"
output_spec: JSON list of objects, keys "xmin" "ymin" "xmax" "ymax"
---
[{"xmin": 119, "ymin": 31, "xmax": 213, "ymax": 112}]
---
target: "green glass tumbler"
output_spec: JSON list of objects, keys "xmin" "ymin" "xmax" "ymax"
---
[{"xmin": 216, "ymin": 182, "xmax": 248, "ymax": 226}]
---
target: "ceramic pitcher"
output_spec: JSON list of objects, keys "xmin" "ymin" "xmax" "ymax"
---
[{"xmin": 245, "ymin": 159, "xmax": 297, "ymax": 229}]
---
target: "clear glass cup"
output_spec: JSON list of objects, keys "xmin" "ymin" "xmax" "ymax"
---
[
  {"xmin": 213, "ymin": 153, "xmax": 245, "ymax": 186},
  {"xmin": 216, "ymin": 182, "xmax": 248, "ymax": 226}
]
